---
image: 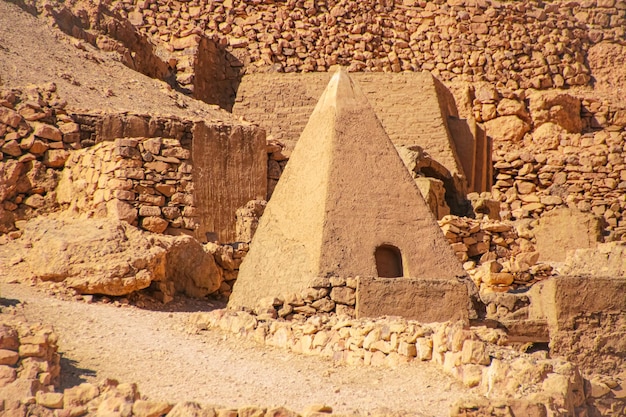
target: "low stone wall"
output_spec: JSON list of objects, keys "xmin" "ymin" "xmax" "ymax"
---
[
  {"xmin": 250, "ymin": 277, "xmax": 359, "ymax": 321},
  {"xmin": 58, "ymin": 137, "xmax": 198, "ymax": 235},
  {"xmin": 192, "ymin": 309, "xmax": 624, "ymax": 417},
  {"xmin": 1, "ymin": 85, "xmax": 269, "ymax": 242}
]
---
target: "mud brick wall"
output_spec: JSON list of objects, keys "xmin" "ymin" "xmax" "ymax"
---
[{"xmin": 232, "ymin": 72, "xmax": 463, "ymax": 160}]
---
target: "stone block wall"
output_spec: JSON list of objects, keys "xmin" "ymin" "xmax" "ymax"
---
[
  {"xmin": 1, "ymin": 85, "xmax": 268, "ymax": 243},
  {"xmin": 480, "ymin": 88, "xmax": 626, "ymax": 241},
  {"xmin": 58, "ymin": 137, "xmax": 198, "ymax": 235}
]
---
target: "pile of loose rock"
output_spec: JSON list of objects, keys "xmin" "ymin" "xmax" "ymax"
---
[
  {"xmin": 0, "ymin": 84, "xmax": 75, "ymax": 232},
  {"xmin": 438, "ymin": 215, "xmax": 553, "ymax": 293}
]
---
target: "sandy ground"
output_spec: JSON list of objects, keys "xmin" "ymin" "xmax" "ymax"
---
[
  {"xmin": 0, "ymin": 282, "xmax": 474, "ymax": 417},
  {"xmin": 0, "ymin": 0, "xmax": 236, "ymax": 123}
]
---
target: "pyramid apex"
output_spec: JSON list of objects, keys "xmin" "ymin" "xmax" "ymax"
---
[{"xmin": 313, "ymin": 67, "xmax": 368, "ymax": 114}]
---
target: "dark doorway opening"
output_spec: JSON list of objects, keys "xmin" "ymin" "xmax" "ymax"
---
[{"xmin": 375, "ymin": 245, "xmax": 403, "ymax": 278}]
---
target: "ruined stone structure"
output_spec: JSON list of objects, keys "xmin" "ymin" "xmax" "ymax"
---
[
  {"xmin": 2, "ymin": 0, "xmax": 626, "ymax": 415},
  {"xmin": 229, "ymin": 70, "xmax": 471, "ymax": 323},
  {"xmin": 0, "ymin": 86, "xmax": 267, "ymax": 243}
]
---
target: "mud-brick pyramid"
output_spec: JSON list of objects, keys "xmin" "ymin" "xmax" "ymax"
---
[{"xmin": 228, "ymin": 69, "xmax": 469, "ymax": 318}]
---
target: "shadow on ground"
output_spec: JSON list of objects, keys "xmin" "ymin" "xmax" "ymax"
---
[
  {"xmin": 0, "ymin": 297, "xmax": 21, "ymax": 307},
  {"xmin": 59, "ymin": 356, "xmax": 97, "ymax": 390},
  {"xmin": 113, "ymin": 291, "xmax": 228, "ymax": 314}
]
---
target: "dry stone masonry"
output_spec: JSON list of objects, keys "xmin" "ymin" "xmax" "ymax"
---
[
  {"xmin": 0, "ymin": 315, "xmax": 61, "ymax": 407},
  {"xmin": 106, "ymin": 0, "xmax": 626, "ymax": 91},
  {"xmin": 0, "ymin": 85, "xmax": 74, "ymax": 233},
  {"xmin": 59, "ymin": 137, "xmax": 198, "ymax": 235}
]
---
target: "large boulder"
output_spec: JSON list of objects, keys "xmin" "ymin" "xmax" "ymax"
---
[
  {"xmin": 483, "ymin": 115, "xmax": 530, "ymax": 142},
  {"xmin": 0, "ymin": 216, "xmax": 222, "ymax": 297},
  {"xmin": 527, "ymin": 91, "xmax": 583, "ymax": 133}
]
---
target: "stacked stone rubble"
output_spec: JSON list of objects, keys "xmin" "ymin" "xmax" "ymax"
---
[
  {"xmin": 106, "ymin": 0, "xmax": 626, "ymax": 90},
  {"xmin": 471, "ymin": 86, "xmax": 626, "ymax": 241},
  {"xmin": 0, "ymin": 85, "xmax": 75, "ymax": 232},
  {"xmin": 59, "ymin": 137, "xmax": 199, "ymax": 235},
  {"xmin": 439, "ymin": 215, "xmax": 553, "ymax": 293},
  {"xmin": 249, "ymin": 277, "xmax": 359, "ymax": 321}
]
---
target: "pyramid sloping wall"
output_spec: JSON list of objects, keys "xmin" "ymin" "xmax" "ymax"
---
[{"xmin": 228, "ymin": 70, "xmax": 468, "ymax": 312}]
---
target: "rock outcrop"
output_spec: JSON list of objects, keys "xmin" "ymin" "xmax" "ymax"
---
[{"xmin": 0, "ymin": 216, "xmax": 223, "ymax": 298}]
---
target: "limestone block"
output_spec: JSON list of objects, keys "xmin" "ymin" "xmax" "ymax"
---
[
  {"xmin": 35, "ymin": 392, "xmax": 64, "ymax": 409},
  {"xmin": 64, "ymin": 383, "xmax": 100, "ymax": 407},
  {"xmin": 532, "ymin": 122, "xmax": 565, "ymax": 150},
  {"xmin": 484, "ymin": 115, "xmax": 530, "ymax": 142},
  {"xmin": 2, "ymin": 140, "xmax": 22, "ymax": 157},
  {"xmin": 139, "ymin": 206, "xmax": 161, "ymax": 217},
  {"xmin": 533, "ymin": 208, "xmax": 602, "ymax": 262},
  {"xmin": 0, "ymin": 349, "xmax": 19, "ymax": 365},
  {"xmin": 18, "ymin": 343, "xmax": 45, "ymax": 358},
  {"xmin": 107, "ymin": 198, "xmax": 138, "ymax": 224},
  {"xmin": 414, "ymin": 177, "xmax": 450, "ymax": 220},
  {"xmin": 528, "ymin": 91, "xmax": 583, "ymax": 133},
  {"xmin": 398, "ymin": 341, "xmax": 417, "ymax": 357},
  {"xmin": 483, "ymin": 272, "xmax": 514, "ymax": 286},
  {"xmin": 97, "ymin": 396, "xmax": 133, "ymax": 417},
  {"xmin": 32, "ymin": 123, "xmax": 62, "ymax": 141},
  {"xmin": 43, "ymin": 149, "xmax": 69, "ymax": 168},
  {"xmin": 416, "ymin": 337, "xmax": 433, "ymax": 361},
  {"xmin": 0, "ymin": 107, "xmax": 23, "ymax": 128},
  {"xmin": 0, "ymin": 325, "xmax": 19, "ymax": 350},
  {"xmin": 497, "ymin": 98, "xmax": 528, "ymax": 119},
  {"xmin": 461, "ymin": 340, "xmax": 490, "ymax": 365},
  {"xmin": 330, "ymin": 287, "xmax": 356, "ymax": 305},
  {"xmin": 132, "ymin": 400, "xmax": 173, "ymax": 417},
  {"xmin": 171, "ymin": 34, "xmax": 201, "ymax": 50}
]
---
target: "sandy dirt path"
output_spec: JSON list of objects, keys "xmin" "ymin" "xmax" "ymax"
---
[{"xmin": 0, "ymin": 282, "xmax": 474, "ymax": 416}]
